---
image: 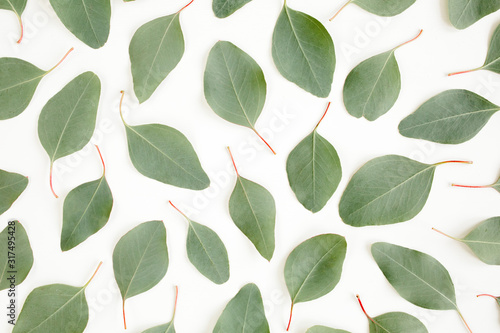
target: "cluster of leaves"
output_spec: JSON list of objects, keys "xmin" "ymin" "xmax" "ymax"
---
[{"xmin": 2, "ymin": 0, "xmax": 500, "ymax": 332}]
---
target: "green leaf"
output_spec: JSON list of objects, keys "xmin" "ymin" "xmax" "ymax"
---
[
  {"xmin": 129, "ymin": 2, "xmax": 191, "ymax": 103},
  {"xmin": 330, "ymin": 0, "xmax": 415, "ymax": 20},
  {"xmin": 398, "ymin": 89, "xmax": 500, "ymax": 144},
  {"xmin": 306, "ymin": 326, "xmax": 350, "ymax": 333},
  {"xmin": 113, "ymin": 221, "xmax": 169, "ymax": 329},
  {"xmin": 213, "ymin": 283, "xmax": 270, "ymax": 333},
  {"xmin": 284, "ymin": 234, "xmax": 347, "ymax": 330},
  {"xmin": 60, "ymin": 147, "xmax": 113, "ymax": 251},
  {"xmin": 119, "ymin": 92, "xmax": 210, "ymax": 191},
  {"xmin": 228, "ymin": 148, "xmax": 275, "ymax": 261},
  {"xmin": 13, "ymin": 262, "xmax": 102, "ymax": 333},
  {"xmin": 371, "ymin": 242, "xmax": 472, "ymax": 330},
  {"xmin": 272, "ymin": 3, "xmax": 335, "ymax": 98},
  {"xmin": 449, "ymin": 0, "xmax": 500, "ymax": 29},
  {"xmin": 142, "ymin": 286, "xmax": 178, "ymax": 333},
  {"xmin": 0, "ymin": 221, "xmax": 33, "ymax": 290},
  {"xmin": 343, "ymin": 30, "xmax": 422, "ymax": 121},
  {"xmin": 286, "ymin": 103, "xmax": 342, "ymax": 213},
  {"xmin": 434, "ymin": 217, "xmax": 500, "ymax": 265},
  {"xmin": 0, "ymin": 169, "xmax": 28, "ymax": 215},
  {"xmin": 49, "ymin": 0, "xmax": 111, "ymax": 49},
  {"xmin": 0, "ymin": 49, "xmax": 73, "ymax": 120},
  {"xmin": 169, "ymin": 201, "xmax": 230, "ymax": 284},
  {"xmin": 0, "ymin": 0, "xmax": 26, "ymax": 43},
  {"xmin": 213, "ymin": 0, "xmax": 253, "ymax": 18}
]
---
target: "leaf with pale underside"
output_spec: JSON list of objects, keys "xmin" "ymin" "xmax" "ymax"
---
[
  {"xmin": 272, "ymin": 3, "xmax": 335, "ymax": 97},
  {"xmin": 399, "ymin": 89, "xmax": 500, "ymax": 144},
  {"xmin": 49, "ymin": 0, "xmax": 111, "ymax": 49},
  {"xmin": 449, "ymin": 0, "xmax": 500, "ymax": 30},
  {"xmin": 213, "ymin": 283, "xmax": 269, "ymax": 333},
  {"xmin": 0, "ymin": 169, "xmax": 28, "ymax": 215},
  {"xmin": 0, "ymin": 221, "xmax": 33, "ymax": 290},
  {"xmin": 213, "ymin": 0, "xmax": 253, "ymax": 18}
]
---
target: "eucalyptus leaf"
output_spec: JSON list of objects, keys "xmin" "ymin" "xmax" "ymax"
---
[
  {"xmin": 285, "ymin": 234, "xmax": 347, "ymax": 330},
  {"xmin": 0, "ymin": 48, "xmax": 73, "ymax": 120},
  {"xmin": 204, "ymin": 41, "xmax": 274, "ymax": 154},
  {"xmin": 169, "ymin": 201, "xmax": 229, "ymax": 284},
  {"xmin": 356, "ymin": 295, "xmax": 428, "ymax": 333},
  {"xmin": 272, "ymin": 3, "xmax": 335, "ymax": 98},
  {"xmin": 129, "ymin": 1, "xmax": 193, "ymax": 103},
  {"xmin": 306, "ymin": 327, "xmax": 350, "ymax": 333},
  {"xmin": 0, "ymin": 221, "xmax": 33, "ymax": 290},
  {"xmin": 433, "ymin": 217, "xmax": 500, "ymax": 265},
  {"xmin": 0, "ymin": 169, "xmax": 28, "ymax": 215},
  {"xmin": 477, "ymin": 294, "xmax": 500, "ymax": 309},
  {"xmin": 343, "ymin": 30, "xmax": 422, "ymax": 121},
  {"xmin": 113, "ymin": 220, "xmax": 169, "ymax": 329},
  {"xmin": 0, "ymin": 0, "xmax": 26, "ymax": 43},
  {"xmin": 339, "ymin": 155, "xmax": 470, "ymax": 227},
  {"xmin": 452, "ymin": 173, "xmax": 500, "ymax": 193},
  {"xmin": 13, "ymin": 262, "xmax": 102, "ymax": 333},
  {"xmin": 60, "ymin": 146, "xmax": 113, "ymax": 251},
  {"xmin": 49, "ymin": 0, "xmax": 111, "ymax": 49},
  {"xmin": 213, "ymin": 283, "xmax": 270, "ymax": 333},
  {"xmin": 372, "ymin": 242, "xmax": 472, "ymax": 331},
  {"xmin": 449, "ymin": 0, "xmax": 500, "ymax": 29},
  {"xmin": 398, "ymin": 89, "xmax": 500, "ymax": 144},
  {"xmin": 142, "ymin": 286, "xmax": 178, "ymax": 333},
  {"xmin": 286, "ymin": 103, "xmax": 342, "ymax": 213},
  {"xmin": 38, "ymin": 71, "xmax": 101, "ymax": 198},
  {"xmin": 119, "ymin": 92, "xmax": 210, "ymax": 190},
  {"xmin": 330, "ymin": 0, "xmax": 415, "ymax": 20},
  {"xmin": 213, "ymin": 0, "xmax": 253, "ymax": 18},
  {"xmin": 227, "ymin": 148, "xmax": 275, "ymax": 261}
]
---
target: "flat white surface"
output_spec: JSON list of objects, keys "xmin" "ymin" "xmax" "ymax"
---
[{"xmin": 1, "ymin": 0, "xmax": 500, "ymax": 332}]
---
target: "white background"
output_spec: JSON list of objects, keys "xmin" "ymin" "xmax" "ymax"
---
[{"xmin": 1, "ymin": 0, "xmax": 500, "ymax": 332}]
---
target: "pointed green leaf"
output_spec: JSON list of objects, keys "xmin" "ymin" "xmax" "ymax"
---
[
  {"xmin": 49, "ymin": 0, "xmax": 111, "ymax": 48},
  {"xmin": 399, "ymin": 89, "xmax": 500, "ymax": 144},
  {"xmin": 130, "ymin": 9, "xmax": 185, "ymax": 103},
  {"xmin": 372, "ymin": 242, "xmax": 458, "ymax": 310},
  {"xmin": 229, "ymin": 176, "xmax": 276, "ymax": 261},
  {"xmin": 369, "ymin": 312, "xmax": 428, "ymax": 333},
  {"xmin": 0, "ymin": 169, "xmax": 28, "ymax": 215},
  {"xmin": 0, "ymin": 221, "xmax": 33, "ymax": 290},
  {"xmin": 213, "ymin": 283, "xmax": 270, "ymax": 333},
  {"xmin": 61, "ymin": 150, "xmax": 113, "ymax": 251},
  {"xmin": 38, "ymin": 72, "xmax": 101, "ymax": 167},
  {"xmin": 113, "ymin": 221, "xmax": 168, "ymax": 302},
  {"xmin": 272, "ymin": 4, "xmax": 335, "ymax": 97},
  {"xmin": 286, "ymin": 104, "xmax": 342, "ymax": 213},
  {"xmin": 213, "ymin": 0, "xmax": 253, "ymax": 18},
  {"xmin": 307, "ymin": 326, "xmax": 350, "ymax": 333},
  {"xmin": 483, "ymin": 24, "xmax": 500, "ymax": 73},
  {"xmin": 351, "ymin": 0, "xmax": 415, "ymax": 16},
  {"xmin": 285, "ymin": 234, "xmax": 347, "ymax": 304},
  {"xmin": 0, "ymin": 0, "xmax": 26, "ymax": 42},
  {"xmin": 449, "ymin": 0, "xmax": 500, "ymax": 29},
  {"xmin": 339, "ymin": 155, "xmax": 440, "ymax": 227},
  {"xmin": 204, "ymin": 41, "xmax": 266, "ymax": 129}
]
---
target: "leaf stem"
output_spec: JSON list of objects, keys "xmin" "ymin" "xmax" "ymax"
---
[
  {"xmin": 286, "ymin": 303, "xmax": 294, "ymax": 331},
  {"xmin": 314, "ymin": 102, "xmax": 331, "ymax": 131},
  {"xmin": 394, "ymin": 30, "xmax": 423, "ymax": 50},
  {"xmin": 15, "ymin": 13, "xmax": 23, "ymax": 44},
  {"xmin": 95, "ymin": 145, "xmax": 106, "ymax": 176},
  {"xmin": 46, "ymin": 48, "xmax": 74, "ymax": 75},
  {"xmin": 123, "ymin": 299, "xmax": 127, "ymax": 330},
  {"xmin": 227, "ymin": 147, "xmax": 240, "ymax": 177},
  {"xmin": 432, "ymin": 228, "xmax": 460, "ymax": 241},
  {"xmin": 356, "ymin": 295, "xmax": 377, "ymax": 325},
  {"xmin": 456, "ymin": 309, "xmax": 473, "ymax": 333},
  {"xmin": 252, "ymin": 128, "xmax": 276, "ymax": 155},
  {"xmin": 448, "ymin": 67, "xmax": 483, "ymax": 77},
  {"xmin": 49, "ymin": 163, "xmax": 58, "ymax": 198},
  {"xmin": 84, "ymin": 261, "xmax": 103, "ymax": 288},
  {"xmin": 172, "ymin": 286, "xmax": 179, "ymax": 322},
  {"xmin": 451, "ymin": 183, "xmax": 491, "ymax": 189},
  {"xmin": 178, "ymin": 0, "xmax": 194, "ymax": 13},
  {"xmin": 169, "ymin": 201, "xmax": 189, "ymax": 220},
  {"xmin": 329, "ymin": 0, "xmax": 353, "ymax": 21},
  {"xmin": 433, "ymin": 160, "xmax": 473, "ymax": 166},
  {"xmin": 477, "ymin": 294, "xmax": 498, "ymax": 299},
  {"xmin": 119, "ymin": 91, "xmax": 128, "ymax": 126}
]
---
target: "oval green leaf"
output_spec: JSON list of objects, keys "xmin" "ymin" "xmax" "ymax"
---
[
  {"xmin": 0, "ymin": 169, "xmax": 28, "ymax": 215},
  {"xmin": 0, "ymin": 0, "xmax": 26, "ymax": 42},
  {"xmin": 399, "ymin": 89, "xmax": 500, "ymax": 144},
  {"xmin": 49, "ymin": 0, "xmax": 111, "ymax": 49},
  {"xmin": 213, "ymin": 283, "xmax": 270, "ymax": 333},
  {"xmin": 449, "ymin": 0, "xmax": 500, "ymax": 29},
  {"xmin": 352, "ymin": 0, "xmax": 415, "ymax": 16},
  {"xmin": 0, "ymin": 221, "xmax": 33, "ymax": 290},
  {"xmin": 272, "ymin": 4, "xmax": 335, "ymax": 98},
  {"xmin": 213, "ymin": 0, "xmax": 253, "ymax": 18},
  {"xmin": 286, "ymin": 103, "xmax": 342, "ymax": 213},
  {"xmin": 369, "ymin": 312, "xmax": 428, "ymax": 333},
  {"xmin": 307, "ymin": 326, "xmax": 350, "ymax": 333}
]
